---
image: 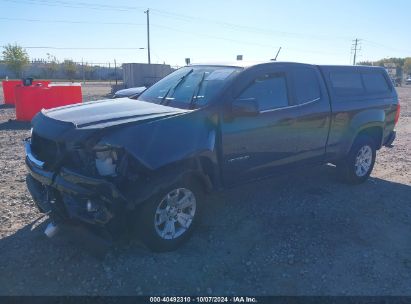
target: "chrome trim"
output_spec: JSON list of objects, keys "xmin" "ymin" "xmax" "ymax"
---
[
  {"xmin": 25, "ymin": 141, "xmax": 45, "ymax": 168},
  {"xmin": 259, "ymin": 97, "xmax": 321, "ymax": 114},
  {"xmin": 228, "ymin": 155, "xmax": 250, "ymax": 163}
]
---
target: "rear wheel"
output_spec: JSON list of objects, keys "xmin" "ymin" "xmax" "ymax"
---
[
  {"xmin": 137, "ymin": 180, "xmax": 203, "ymax": 252},
  {"xmin": 337, "ymin": 135, "xmax": 376, "ymax": 184}
]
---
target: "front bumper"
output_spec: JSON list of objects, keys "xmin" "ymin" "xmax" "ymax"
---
[{"xmin": 25, "ymin": 140, "xmax": 129, "ymax": 234}]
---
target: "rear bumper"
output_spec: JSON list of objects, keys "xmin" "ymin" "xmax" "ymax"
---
[
  {"xmin": 24, "ymin": 140, "xmax": 129, "ymax": 238},
  {"xmin": 383, "ymin": 130, "xmax": 396, "ymax": 147}
]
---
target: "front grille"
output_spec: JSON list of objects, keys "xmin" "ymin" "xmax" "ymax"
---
[
  {"xmin": 31, "ymin": 133, "xmax": 60, "ymax": 164},
  {"xmin": 31, "ymin": 133, "xmax": 98, "ymax": 175},
  {"xmin": 66, "ymin": 149, "xmax": 98, "ymax": 176}
]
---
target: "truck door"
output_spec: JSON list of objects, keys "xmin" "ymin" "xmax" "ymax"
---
[
  {"xmin": 289, "ymin": 65, "xmax": 331, "ymax": 163},
  {"xmin": 220, "ymin": 65, "xmax": 300, "ymax": 185}
]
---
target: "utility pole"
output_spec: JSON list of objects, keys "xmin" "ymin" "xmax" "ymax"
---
[
  {"xmin": 114, "ymin": 59, "xmax": 118, "ymax": 86},
  {"xmin": 352, "ymin": 38, "xmax": 361, "ymax": 65},
  {"xmin": 144, "ymin": 9, "xmax": 151, "ymax": 64},
  {"xmin": 108, "ymin": 62, "xmax": 111, "ymax": 85},
  {"xmin": 81, "ymin": 58, "xmax": 85, "ymax": 84}
]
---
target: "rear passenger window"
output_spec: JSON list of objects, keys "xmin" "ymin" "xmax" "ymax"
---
[
  {"xmin": 293, "ymin": 67, "xmax": 321, "ymax": 104},
  {"xmin": 238, "ymin": 74, "xmax": 289, "ymax": 111},
  {"xmin": 362, "ymin": 73, "xmax": 390, "ymax": 93},
  {"xmin": 330, "ymin": 72, "xmax": 364, "ymax": 95}
]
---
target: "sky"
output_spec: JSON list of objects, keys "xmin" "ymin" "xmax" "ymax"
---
[{"xmin": 0, "ymin": 0, "xmax": 410, "ymax": 67}]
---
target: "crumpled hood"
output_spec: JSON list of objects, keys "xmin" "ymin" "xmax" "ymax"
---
[
  {"xmin": 31, "ymin": 97, "xmax": 216, "ymax": 172},
  {"xmin": 42, "ymin": 98, "xmax": 190, "ymax": 129}
]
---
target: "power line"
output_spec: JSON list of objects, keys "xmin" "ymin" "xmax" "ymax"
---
[
  {"xmin": 154, "ymin": 24, "xmax": 342, "ymax": 55},
  {"xmin": 0, "ymin": 0, "xmax": 364, "ymax": 57},
  {"xmin": 7, "ymin": 0, "xmax": 411, "ymax": 56},
  {"xmin": 0, "ymin": 17, "xmax": 297, "ymax": 50},
  {"xmin": 362, "ymin": 39, "xmax": 411, "ymax": 54},
  {"xmin": 0, "ymin": 18, "xmax": 346, "ymax": 56},
  {"xmin": 1, "ymin": 0, "xmax": 358, "ymax": 59},
  {"xmin": 4, "ymin": 15, "xmax": 408, "ymax": 57},
  {"xmin": 3, "ymin": 0, "xmax": 352, "ymax": 42},
  {"xmin": 0, "ymin": 17, "xmax": 144, "ymax": 26},
  {"xmin": 6, "ymin": 43, "xmax": 344, "ymax": 57},
  {"xmin": 149, "ymin": 9, "xmax": 352, "ymax": 42},
  {"xmin": 2, "ymin": 0, "xmax": 144, "ymax": 11},
  {"xmin": 4, "ymin": 46, "xmax": 146, "ymax": 50}
]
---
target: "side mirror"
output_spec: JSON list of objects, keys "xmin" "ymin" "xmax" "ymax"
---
[{"xmin": 232, "ymin": 97, "xmax": 259, "ymax": 117}]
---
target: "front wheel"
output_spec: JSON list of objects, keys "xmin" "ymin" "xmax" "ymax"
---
[
  {"xmin": 337, "ymin": 135, "xmax": 376, "ymax": 184},
  {"xmin": 136, "ymin": 181, "xmax": 203, "ymax": 252}
]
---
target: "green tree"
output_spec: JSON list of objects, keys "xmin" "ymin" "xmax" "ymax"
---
[
  {"xmin": 84, "ymin": 64, "xmax": 97, "ymax": 80},
  {"xmin": 63, "ymin": 59, "xmax": 77, "ymax": 80},
  {"xmin": 403, "ymin": 57, "xmax": 411, "ymax": 75},
  {"xmin": 2, "ymin": 43, "xmax": 30, "ymax": 78},
  {"xmin": 44, "ymin": 53, "xmax": 59, "ymax": 78}
]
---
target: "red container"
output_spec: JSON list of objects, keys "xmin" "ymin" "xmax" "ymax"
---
[
  {"xmin": 15, "ymin": 84, "xmax": 82, "ymax": 121},
  {"xmin": 2, "ymin": 80, "xmax": 21, "ymax": 104},
  {"xmin": 2, "ymin": 80, "xmax": 50, "ymax": 105}
]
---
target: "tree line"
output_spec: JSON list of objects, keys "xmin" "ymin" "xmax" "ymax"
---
[
  {"xmin": 3, "ymin": 42, "xmax": 410, "ymax": 80},
  {"xmin": 1, "ymin": 43, "xmax": 120, "ymax": 81},
  {"xmin": 359, "ymin": 57, "xmax": 411, "ymax": 76}
]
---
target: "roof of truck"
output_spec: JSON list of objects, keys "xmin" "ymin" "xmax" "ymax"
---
[
  {"xmin": 189, "ymin": 61, "xmax": 304, "ymax": 68},
  {"xmin": 320, "ymin": 64, "xmax": 386, "ymax": 69},
  {"xmin": 189, "ymin": 61, "xmax": 386, "ymax": 71}
]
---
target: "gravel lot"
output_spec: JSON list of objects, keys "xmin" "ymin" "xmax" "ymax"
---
[{"xmin": 0, "ymin": 83, "xmax": 410, "ymax": 296}]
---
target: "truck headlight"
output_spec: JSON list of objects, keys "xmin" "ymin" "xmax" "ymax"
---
[{"xmin": 94, "ymin": 146, "xmax": 118, "ymax": 177}]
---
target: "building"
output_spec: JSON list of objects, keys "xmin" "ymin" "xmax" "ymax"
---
[
  {"xmin": 122, "ymin": 63, "xmax": 174, "ymax": 88},
  {"xmin": 384, "ymin": 63, "xmax": 403, "ymax": 79}
]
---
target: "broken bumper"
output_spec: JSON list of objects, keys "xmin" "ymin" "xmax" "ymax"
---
[{"xmin": 25, "ymin": 141, "xmax": 129, "ymax": 237}]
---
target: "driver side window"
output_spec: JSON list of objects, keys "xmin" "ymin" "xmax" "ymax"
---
[{"xmin": 238, "ymin": 74, "xmax": 289, "ymax": 111}]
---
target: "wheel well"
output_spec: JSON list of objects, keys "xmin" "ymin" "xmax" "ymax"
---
[
  {"xmin": 175, "ymin": 157, "xmax": 214, "ymax": 193},
  {"xmin": 199, "ymin": 157, "xmax": 215, "ymax": 185},
  {"xmin": 181, "ymin": 170, "xmax": 212, "ymax": 194},
  {"xmin": 356, "ymin": 127, "xmax": 383, "ymax": 149}
]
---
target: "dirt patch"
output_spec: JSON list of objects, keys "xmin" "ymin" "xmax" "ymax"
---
[{"xmin": 0, "ymin": 85, "xmax": 410, "ymax": 295}]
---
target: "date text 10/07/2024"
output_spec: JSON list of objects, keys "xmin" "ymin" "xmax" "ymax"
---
[{"xmin": 149, "ymin": 297, "xmax": 258, "ymax": 303}]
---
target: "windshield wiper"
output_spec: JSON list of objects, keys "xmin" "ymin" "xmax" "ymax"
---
[
  {"xmin": 189, "ymin": 72, "xmax": 206, "ymax": 109},
  {"xmin": 160, "ymin": 68, "xmax": 194, "ymax": 105}
]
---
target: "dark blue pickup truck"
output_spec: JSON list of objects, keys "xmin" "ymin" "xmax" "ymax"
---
[{"xmin": 25, "ymin": 62, "xmax": 400, "ymax": 251}]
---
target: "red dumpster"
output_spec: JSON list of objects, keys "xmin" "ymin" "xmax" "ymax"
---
[
  {"xmin": 15, "ymin": 84, "xmax": 82, "ymax": 121},
  {"xmin": 2, "ymin": 80, "xmax": 50, "ymax": 105}
]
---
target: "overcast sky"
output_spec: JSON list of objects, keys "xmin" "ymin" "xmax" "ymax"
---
[{"xmin": 1, "ymin": 0, "xmax": 410, "ymax": 66}]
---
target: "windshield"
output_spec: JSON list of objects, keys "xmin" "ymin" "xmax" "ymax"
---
[{"xmin": 138, "ymin": 66, "xmax": 241, "ymax": 109}]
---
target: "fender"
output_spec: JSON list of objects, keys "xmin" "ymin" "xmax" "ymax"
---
[
  {"xmin": 98, "ymin": 109, "xmax": 219, "ymax": 170},
  {"xmin": 126, "ymin": 157, "xmax": 215, "ymax": 208},
  {"xmin": 93, "ymin": 109, "xmax": 222, "ymax": 208},
  {"xmin": 342, "ymin": 109, "xmax": 385, "ymax": 155}
]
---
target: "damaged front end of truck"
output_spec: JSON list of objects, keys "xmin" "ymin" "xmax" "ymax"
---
[
  {"xmin": 25, "ymin": 133, "xmax": 135, "ymax": 244},
  {"xmin": 24, "ymin": 97, "xmax": 217, "ymax": 250},
  {"xmin": 24, "ymin": 65, "xmax": 243, "ymax": 252}
]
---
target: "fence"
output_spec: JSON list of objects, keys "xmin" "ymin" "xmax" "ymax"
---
[
  {"xmin": 0, "ymin": 60, "xmax": 124, "ymax": 83},
  {"xmin": 122, "ymin": 63, "xmax": 174, "ymax": 88}
]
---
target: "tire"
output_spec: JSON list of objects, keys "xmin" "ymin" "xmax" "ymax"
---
[
  {"xmin": 136, "ymin": 179, "xmax": 203, "ymax": 252},
  {"xmin": 337, "ymin": 135, "xmax": 376, "ymax": 184}
]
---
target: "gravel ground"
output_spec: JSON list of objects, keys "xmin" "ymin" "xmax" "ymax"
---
[{"xmin": 0, "ymin": 83, "xmax": 410, "ymax": 296}]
